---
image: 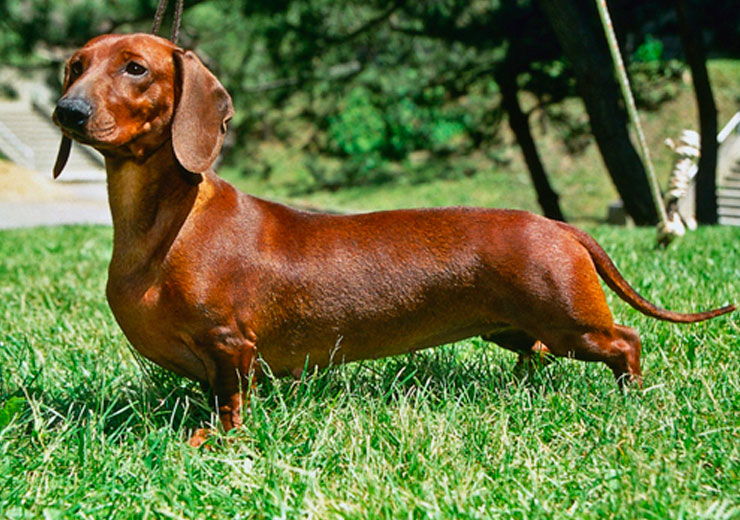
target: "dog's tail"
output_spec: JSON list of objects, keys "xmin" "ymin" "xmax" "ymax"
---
[{"xmin": 560, "ymin": 222, "xmax": 736, "ymax": 323}]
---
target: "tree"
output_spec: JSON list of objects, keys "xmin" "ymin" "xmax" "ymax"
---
[
  {"xmin": 495, "ymin": 63, "xmax": 564, "ymax": 221},
  {"xmin": 233, "ymin": 0, "xmax": 570, "ymax": 218},
  {"xmin": 675, "ymin": 0, "xmax": 718, "ymax": 224},
  {"xmin": 538, "ymin": 0, "xmax": 659, "ymax": 225},
  {"xmin": 386, "ymin": 0, "xmax": 567, "ymax": 220}
]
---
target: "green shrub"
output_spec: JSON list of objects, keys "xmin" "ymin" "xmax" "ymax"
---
[
  {"xmin": 325, "ymin": 86, "xmax": 471, "ymax": 187},
  {"xmin": 328, "ymin": 87, "xmax": 386, "ymax": 157},
  {"xmin": 633, "ymin": 34, "xmax": 664, "ymax": 63}
]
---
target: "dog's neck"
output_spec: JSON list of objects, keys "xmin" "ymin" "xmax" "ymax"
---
[{"xmin": 105, "ymin": 141, "xmax": 200, "ymax": 273}]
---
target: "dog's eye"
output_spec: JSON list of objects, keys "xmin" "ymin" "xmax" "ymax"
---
[
  {"xmin": 125, "ymin": 62, "xmax": 147, "ymax": 76},
  {"xmin": 70, "ymin": 61, "xmax": 83, "ymax": 77}
]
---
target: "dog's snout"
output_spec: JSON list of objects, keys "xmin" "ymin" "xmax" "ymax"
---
[{"xmin": 54, "ymin": 97, "xmax": 93, "ymax": 131}]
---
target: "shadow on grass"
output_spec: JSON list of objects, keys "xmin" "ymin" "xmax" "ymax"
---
[
  {"xmin": 3, "ymin": 342, "xmax": 600, "ymax": 444},
  {"xmin": 255, "ymin": 342, "xmax": 582, "ymax": 412},
  {"xmin": 2, "ymin": 368, "xmax": 212, "ymax": 443}
]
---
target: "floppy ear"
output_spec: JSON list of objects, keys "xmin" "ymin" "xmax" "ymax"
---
[
  {"xmin": 53, "ymin": 61, "xmax": 73, "ymax": 179},
  {"xmin": 172, "ymin": 50, "xmax": 234, "ymax": 174}
]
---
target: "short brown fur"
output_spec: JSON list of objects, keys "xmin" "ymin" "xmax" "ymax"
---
[{"xmin": 53, "ymin": 34, "xmax": 735, "ymax": 446}]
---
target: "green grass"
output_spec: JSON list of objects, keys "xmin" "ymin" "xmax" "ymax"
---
[{"xmin": 0, "ymin": 223, "xmax": 738, "ymax": 519}]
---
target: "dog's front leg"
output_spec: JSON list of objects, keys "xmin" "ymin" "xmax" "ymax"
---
[{"xmin": 189, "ymin": 331, "xmax": 259, "ymax": 447}]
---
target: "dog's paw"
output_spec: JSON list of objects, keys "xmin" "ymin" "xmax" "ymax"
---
[{"xmin": 188, "ymin": 428, "xmax": 212, "ymax": 448}]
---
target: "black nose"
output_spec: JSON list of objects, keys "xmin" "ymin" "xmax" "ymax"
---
[{"xmin": 54, "ymin": 97, "xmax": 93, "ymax": 131}]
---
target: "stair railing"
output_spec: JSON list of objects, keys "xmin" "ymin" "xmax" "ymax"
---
[
  {"xmin": 0, "ymin": 120, "xmax": 35, "ymax": 170},
  {"xmin": 717, "ymin": 111, "xmax": 740, "ymax": 144}
]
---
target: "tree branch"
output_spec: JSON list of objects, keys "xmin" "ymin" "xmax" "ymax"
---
[
  {"xmin": 286, "ymin": 0, "xmax": 406, "ymax": 46},
  {"xmin": 244, "ymin": 60, "xmax": 365, "ymax": 94}
]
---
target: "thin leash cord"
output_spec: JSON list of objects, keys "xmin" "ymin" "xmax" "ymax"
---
[
  {"xmin": 151, "ymin": 0, "xmax": 168, "ymax": 34},
  {"xmin": 171, "ymin": 0, "xmax": 184, "ymax": 44},
  {"xmin": 594, "ymin": 0, "xmax": 668, "ymax": 228},
  {"xmin": 151, "ymin": 0, "xmax": 184, "ymax": 44}
]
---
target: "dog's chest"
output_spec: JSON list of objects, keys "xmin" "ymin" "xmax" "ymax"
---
[{"xmin": 106, "ymin": 273, "xmax": 211, "ymax": 381}]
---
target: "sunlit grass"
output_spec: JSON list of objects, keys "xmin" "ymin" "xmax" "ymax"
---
[{"xmin": 1, "ymin": 223, "xmax": 738, "ymax": 518}]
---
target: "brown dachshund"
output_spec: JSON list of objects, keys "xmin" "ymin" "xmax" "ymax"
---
[{"xmin": 53, "ymin": 34, "xmax": 735, "ymax": 446}]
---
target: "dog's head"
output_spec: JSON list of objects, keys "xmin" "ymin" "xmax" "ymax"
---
[{"xmin": 53, "ymin": 33, "xmax": 234, "ymax": 178}]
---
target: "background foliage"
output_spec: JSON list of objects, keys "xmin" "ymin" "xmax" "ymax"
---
[{"xmin": 2, "ymin": 0, "xmax": 739, "ymax": 204}]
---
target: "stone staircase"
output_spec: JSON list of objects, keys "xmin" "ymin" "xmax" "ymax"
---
[
  {"xmin": 717, "ymin": 133, "xmax": 740, "ymax": 227},
  {"xmin": 0, "ymin": 99, "xmax": 104, "ymax": 181},
  {"xmin": 718, "ymin": 168, "xmax": 740, "ymax": 226},
  {"xmin": 0, "ymin": 78, "xmax": 110, "ymax": 228}
]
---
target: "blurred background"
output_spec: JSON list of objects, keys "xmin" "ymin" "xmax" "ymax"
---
[{"xmin": 1, "ymin": 0, "xmax": 740, "ymax": 226}]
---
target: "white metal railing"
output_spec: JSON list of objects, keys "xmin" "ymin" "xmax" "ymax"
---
[
  {"xmin": 0, "ymin": 120, "xmax": 34, "ymax": 170},
  {"xmin": 717, "ymin": 111, "xmax": 740, "ymax": 144},
  {"xmin": 667, "ymin": 111, "xmax": 740, "ymax": 187}
]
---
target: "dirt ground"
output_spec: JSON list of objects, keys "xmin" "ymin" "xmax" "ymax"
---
[
  {"xmin": 0, "ymin": 160, "xmax": 68, "ymax": 201},
  {"xmin": 0, "ymin": 159, "xmax": 110, "ymax": 228}
]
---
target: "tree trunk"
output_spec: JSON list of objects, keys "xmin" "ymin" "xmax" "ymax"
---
[
  {"xmin": 675, "ymin": 0, "xmax": 718, "ymax": 224},
  {"xmin": 538, "ymin": 0, "xmax": 659, "ymax": 225},
  {"xmin": 497, "ymin": 69, "xmax": 565, "ymax": 221}
]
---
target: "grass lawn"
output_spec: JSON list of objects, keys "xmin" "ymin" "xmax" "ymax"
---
[{"xmin": 0, "ymin": 223, "xmax": 738, "ymax": 519}]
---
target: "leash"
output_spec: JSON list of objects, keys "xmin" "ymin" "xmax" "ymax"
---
[
  {"xmin": 594, "ymin": 0, "xmax": 669, "ymax": 237},
  {"xmin": 151, "ymin": 0, "xmax": 184, "ymax": 44}
]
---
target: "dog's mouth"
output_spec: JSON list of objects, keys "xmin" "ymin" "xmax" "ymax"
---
[
  {"xmin": 53, "ymin": 97, "xmax": 117, "ymax": 146},
  {"xmin": 58, "ymin": 122, "xmax": 116, "ymax": 145},
  {"xmin": 85, "ymin": 124, "xmax": 116, "ymax": 142}
]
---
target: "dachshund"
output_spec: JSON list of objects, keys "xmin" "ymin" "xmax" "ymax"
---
[{"xmin": 52, "ymin": 33, "xmax": 735, "ymax": 446}]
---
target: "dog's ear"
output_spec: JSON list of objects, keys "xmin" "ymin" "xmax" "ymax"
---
[
  {"xmin": 53, "ymin": 61, "xmax": 74, "ymax": 179},
  {"xmin": 172, "ymin": 50, "xmax": 234, "ymax": 174}
]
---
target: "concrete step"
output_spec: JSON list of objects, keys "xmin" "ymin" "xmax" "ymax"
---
[
  {"xmin": 720, "ymin": 179, "xmax": 740, "ymax": 190},
  {"xmin": 719, "ymin": 215, "xmax": 740, "ymax": 226},
  {"xmin": 718, "ymin": 197, "xmax": 740, "ymax": 208},
  {"xmin": 718, "ymin": 186, "xmax": 740, "ymax": 196},
  {"xmin": 718, "ymin": 205, "xmax": 740, "ymax": 217}
]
